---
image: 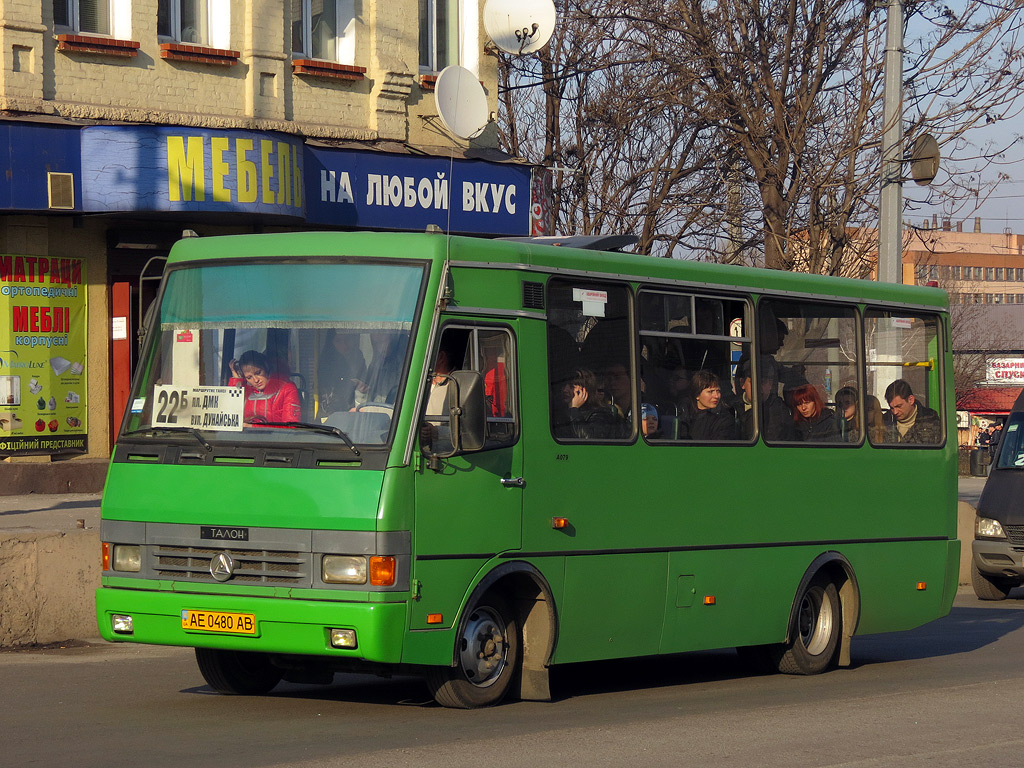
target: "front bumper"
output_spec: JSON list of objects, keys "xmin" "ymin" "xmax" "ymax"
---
[
  {"xmin": 96, "ymin": 587, "xmax": 407, "ymax": 663},
  {"xmin": 972, "ymin": 539, "xmax": 1024, "ymax": 582}
]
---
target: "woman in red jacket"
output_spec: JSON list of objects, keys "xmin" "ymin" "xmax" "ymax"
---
[{"xmin": 228, "ymin": 350, "xmax": 301, "ymax": 426}]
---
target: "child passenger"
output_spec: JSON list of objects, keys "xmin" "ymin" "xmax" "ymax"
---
[{"xmin": 229, "ymin": 350, "xmax": 301, "ymax": 426}]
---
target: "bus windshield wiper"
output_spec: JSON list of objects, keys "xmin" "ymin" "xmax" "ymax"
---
[
  {"xmin": 123, "ymin": 426, "xmax": 213, "ymax": 453},
  {"xmin": 259, "ymin": 422, "xmax": 361, "ymax": 456}
]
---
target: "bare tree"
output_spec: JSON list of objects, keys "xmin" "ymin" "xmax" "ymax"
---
[
  {"xmin": 499, "ymin": 0, "xmax": 1024, "ymax": 270},
  {"xmin": 497, "ymin": 0, "xmax": 728, "ymax": 256}
]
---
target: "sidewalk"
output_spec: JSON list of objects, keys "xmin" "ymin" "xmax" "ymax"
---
[{"xmin": 0, "ymin": 492, "xmax": 103, "ymax": 648}]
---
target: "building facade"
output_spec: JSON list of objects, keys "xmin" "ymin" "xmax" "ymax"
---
[
  {"xmin": 0, "ymin": 0, "xmax": 546, "ymax": 490},
  {"xmin": 903, "ymin": 218, "xmax": 1024, "ymax": 442}
]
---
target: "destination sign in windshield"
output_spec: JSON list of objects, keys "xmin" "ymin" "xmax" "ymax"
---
[{"xmin": 153, "ymin": 385, "xmax": 243, "ymax": 432}]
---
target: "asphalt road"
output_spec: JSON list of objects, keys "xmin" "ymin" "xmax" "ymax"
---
[{"xmin": 5, "ymin": 588, "xmax": 1024, "ymax": 768}]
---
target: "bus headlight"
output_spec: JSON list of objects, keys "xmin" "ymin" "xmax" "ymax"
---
[
  {"xmin": 112, "ymin": 545, "xmax": 141, "ymax": 572},
  {"xmin": 976, "ymin": 516, "xmax": 1007, "ymax": 539},
  {"xmin": 112, "ymin": 614, "xmax": 134, "ymax": 634},
  {"xmin": 322, "ymin": 555, "xmax": 367, "ymax": 584}
]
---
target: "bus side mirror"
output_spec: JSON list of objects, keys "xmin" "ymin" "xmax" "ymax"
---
[
  {"xmin": 423, "ymin": 370, "xmax": 486, "ymax": 469},
  {"xmin": 448, "ymin": 370, "xmax": 486, "ymax": 453}
]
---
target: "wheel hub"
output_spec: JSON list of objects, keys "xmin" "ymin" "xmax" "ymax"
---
[{"xmin": 458, "ymin": 607, "xmax": 507, "ymax": 687}]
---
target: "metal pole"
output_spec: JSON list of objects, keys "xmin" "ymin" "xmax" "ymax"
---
[{"xmin": 878, "ymin": 0, "xmax": 904, "ymax": 283}]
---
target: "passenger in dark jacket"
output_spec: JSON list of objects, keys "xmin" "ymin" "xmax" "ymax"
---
[
  {"xmin": 568, "ymin": 368, "xmax": 625, "ymax": 440},
  {"xmin": 787, "ymin": 382, "xmax": 841, "ymax": 442},
  {"xmin": 883, "ymin": 378, "xmax": 942, "ymax": 444},
  {"xmin": 688, "ymin": 369, "xmax": 738, "ymax": 441},
  {"xmin": 735, "ymin": 355, "xmax": 795, "ymax": 441}
]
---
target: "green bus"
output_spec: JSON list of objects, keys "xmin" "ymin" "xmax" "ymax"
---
[{"xmin": 96, "ymin": 231, "xmax": 959, "ymax": 708}]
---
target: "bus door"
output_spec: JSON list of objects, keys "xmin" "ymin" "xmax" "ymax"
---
[{"xmin": 411, "ymin": 323, "xmax": 523, "ymax": 629}]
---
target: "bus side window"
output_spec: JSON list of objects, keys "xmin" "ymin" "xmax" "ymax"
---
[
  {"xmin": 759, "ymin": 300, "xmax": 859, "ymax": 445},
  {"xmin": 864, "ymin": 311, "xmax": 944, "ymax": 447},
  {"xmin": 547, "ymin": 279, "xmax": 633, "ymax": 442},
  {"xmin": 421, "ymin": 325, "xmax": 518, "ymax": 454},
  {"xmin": 639, "ymin": 290, "xmax": 750, "ymax": 443}
]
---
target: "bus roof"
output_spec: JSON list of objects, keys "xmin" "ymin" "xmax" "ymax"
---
[{"xmin": 165, "ymin": 231, "xmax": 949, "ymax": 310}]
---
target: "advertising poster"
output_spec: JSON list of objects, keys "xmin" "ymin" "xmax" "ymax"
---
[{"xmin": 0, "ymin": 254, "xmax": 88, "ymax": 455}]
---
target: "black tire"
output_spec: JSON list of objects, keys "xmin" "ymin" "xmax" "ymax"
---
[
  {"xmin": 425, "ymin": 592, "xmax": 519, "ymax": 708},
  {"xmin": 773, "ymin": 575, "xmax": 841, "ymax": 675},
  {"xmin": 971, "ymin": 559, "xmax": 1014, "ymax": 601},
  {"xmin": 194, "ymin": 648, "xmax": 283, "ymax": 695}
]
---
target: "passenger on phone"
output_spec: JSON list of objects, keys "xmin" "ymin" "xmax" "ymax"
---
[
  {"xmin": 229, "ymin": 350, "xmax": 301, "ymax": 426},
  {"xmin": 568, "ymin": 368, "xmax": 622, "ymax": 440}
]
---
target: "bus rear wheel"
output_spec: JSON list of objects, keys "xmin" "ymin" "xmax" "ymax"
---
[
  {"xmin": 425, "ymin": 593, "xmax": 519, "ymax": 708},
  {"xmin": 775, "ymin": 575, "xmax": 841, "ymax": 675},
  {"xmin": 194, "ymin": 648, "xmax": 283, "ymax": 695}
]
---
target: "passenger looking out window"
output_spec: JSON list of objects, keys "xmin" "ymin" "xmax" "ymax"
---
[
  {"xmin": 883, "ymin": 379, "xmax": 941, "ymax": 444},
  {"xmin": 688, "ymin": 369, "xmax": 738, "ymax": 441},
  {"xmin": 641, "ymin": 403, "xmax": 663, "ymax": 439}
]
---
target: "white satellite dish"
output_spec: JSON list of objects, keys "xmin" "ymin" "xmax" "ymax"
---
[
  {"xmin": 483, "ymin": 0, "xmax": 556, "ymax": 54},
  {"xmin": 434, "ymin": 65, "xmax": 489, "ymax": 140}
]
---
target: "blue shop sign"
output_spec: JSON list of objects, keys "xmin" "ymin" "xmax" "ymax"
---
[
  {"xmin": 0, "ymin": 123, "xmax": 81, "ymax": 211},
  {"xmin": 305, "ymin": 147, "xmax": 531, "ymax": 235},
  {"xmin": 81, "ymin": 126, "xmax": 304, "ymax": 218}
]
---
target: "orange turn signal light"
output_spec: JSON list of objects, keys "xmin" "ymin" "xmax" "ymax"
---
[
  {"xmin": 427, "ymin": 613, "xmax": 443, "ymax": 624},
  {"xmin": 916, "ymin": 582, "xmax": 927, "ymax": 591},
  {"xmin": 704, "ymin": 595, "xmax": 716, "ymax": 605},
  {"xmin": 369, "ymin": 556, "xmax": 396, "ymax": 586},
  {"xmin": 101, "ymin": 541, "xmax": 110, "ymax": 571},
  {"xmin": 551, "ymin": 517, "xmax": 569, "ymax": 529}
]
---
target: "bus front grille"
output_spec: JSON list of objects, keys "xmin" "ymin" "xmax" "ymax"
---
[{"xmin": 153, "ymin": 545, "xmax": 308, "ymax": 585}]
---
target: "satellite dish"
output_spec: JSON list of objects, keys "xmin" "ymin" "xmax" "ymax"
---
[
  {"xmin": 909, "ymin": 133, "xmax": 940, "ymax": 186},
  {"xmin": 434, "ymin": 66, "xmax": 489, "ymax": 140},
  {"xmin": 483, "ymin": 0, "xmax": 556, "ymax": 54}
]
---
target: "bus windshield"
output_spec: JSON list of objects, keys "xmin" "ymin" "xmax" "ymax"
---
[{"xmin": 122, "ymin": 259, "xmax": 426, "ymax": 447}]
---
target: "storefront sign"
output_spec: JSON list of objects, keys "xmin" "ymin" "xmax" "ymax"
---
[
  {"xmin": 0, "ymin": 254, "xmax": 88, "ymax": 455},
  {"xmin": 3, "ymin": 121, "xmax": 540, "ymax": 236},
  {"xmin": 986, "ymin": 357, "xmax": 1024, "ymax": 383},
  {"xmin": 81, "ymin": 126, "xmax": 305, "ymax": 218},
  {"xmin": 305, "ymin": 147, "xmax": 532, "ymax": 235}
]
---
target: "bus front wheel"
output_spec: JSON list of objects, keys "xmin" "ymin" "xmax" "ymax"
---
[
  {"xmin": 195, "ymin": 648, "xmax": 283, "ymax": 695},
  {"xmin": 425, "ymin": 593, "xmax": 520, "ymax": 708},
  {"xmin": 775, "ymin": 575, "xmax": 841, "ymax": 675}
]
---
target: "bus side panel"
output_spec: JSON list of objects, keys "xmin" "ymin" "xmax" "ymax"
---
[
  {"xmin": 659, "ymin": 549, "xmax": 796, "ymax": 654},
  {"xmin": 554, "ymin": 553, "xmax": 667, "ymax": 664},
  {"xmin": 848, "ymin": 539, "xmax": 956, "ymax": 635}
]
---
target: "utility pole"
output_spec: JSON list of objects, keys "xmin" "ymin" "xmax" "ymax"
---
[{"xmin": 878, "ymin": 0, "xmax": 904, "ymax": 284}]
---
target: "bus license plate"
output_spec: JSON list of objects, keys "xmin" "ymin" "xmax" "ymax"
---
[{"xmin": 181, "ymin": 609, "xmax": 257, "ymax": 635}]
